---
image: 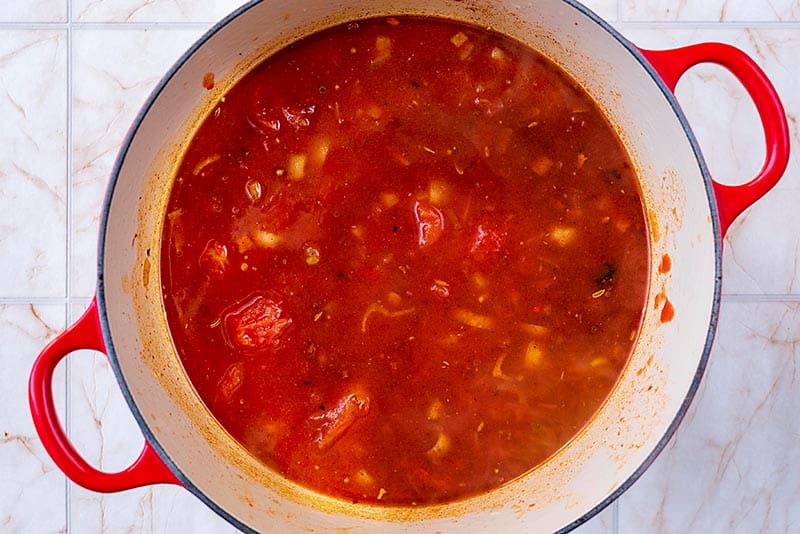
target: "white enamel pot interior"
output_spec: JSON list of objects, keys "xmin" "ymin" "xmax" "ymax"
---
[{"xmin": 98, "ymin": 0, "xmax": 722, "ymax": 532}]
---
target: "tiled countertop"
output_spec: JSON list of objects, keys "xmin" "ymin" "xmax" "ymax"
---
[{"xmin": 2, "ymin": 1, "xmax": 798, "ymax": 532}]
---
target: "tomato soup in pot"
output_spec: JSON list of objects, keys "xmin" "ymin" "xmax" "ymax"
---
[{"xmin": 161, "ymin": 16, "xmax": 649, "ymax": 506}]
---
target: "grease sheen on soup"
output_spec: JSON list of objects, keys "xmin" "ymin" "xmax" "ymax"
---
[{"xmin": 161, "ymin": 16, "xmax": 649, "ymax": 506}]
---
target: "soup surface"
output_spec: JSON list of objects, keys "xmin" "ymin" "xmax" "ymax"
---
[{"xmin": 161, "ymin": 16, "xmax": 649, "ymax": 506}]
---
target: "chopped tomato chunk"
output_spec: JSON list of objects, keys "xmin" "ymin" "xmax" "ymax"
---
[
  {"xmin": 414, "ymin": 201, "xmax": 444, "ymax": 247},
  {"xmin": 214, "ymin": 362, "xmax": 244, "ymax": 407},
  {"xmin": 224, "ymin": 294, "xmax": 292, "ymax": 350},
  {"xmin": 311, "ymin": 392, "xmax": 370, "ymax": 449}
]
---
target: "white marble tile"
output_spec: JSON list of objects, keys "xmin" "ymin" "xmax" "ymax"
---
[
  {"xmin": 0, "ymin": 1, "xmax": 66, "ymax": 22},
  {"xmin": 72, "ymin": 0, "xmax": 247, "ymax": 23},
  {"xmin": 621, "ymin": 0, "xmax": 800, "ymax": 21},
  {"xmin": 66, "ymin": 303, "xmax": 233, "ymax": 532},
  {"xmin": 71, "ymin": 27, "xmax": 209, "ymax": 298},
  {"xmin": 618, "ymin": 301, "xmax": 800, "ymax": 532},
  {"xmin": 0, "ymin": 30, "xmax": 67, "ymax": 298},
  {"xmin": 618, "ymin": 27, "xmax": 800, "ymax": 295},
  {"xmin": 577, "ymin": 0, "xmax": 619, "ymax": 22},
  {"xmin": 0, "ymin": 1, "xmax": 795, "ymax": 533},
  {"xmin": 0, "ymin": 304, "xmax": 66, "ymax": 533}
]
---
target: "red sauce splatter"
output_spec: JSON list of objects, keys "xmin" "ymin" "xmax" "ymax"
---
[
  {"xmin": 658, "ymin": 253, "xmax": 672, "ymax": 274},
  {"xmin": 202, "ymin": 72, "xmax": 215, "ymax": 90},
  {"xmin": 660, "ymin": 298, "xmax": 675, "ymax": 323}
]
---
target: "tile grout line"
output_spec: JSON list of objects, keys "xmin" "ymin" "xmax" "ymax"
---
[
  {"xmin": 0, "ymin": 21, "xmax": 220, "ymax": 30},
  {"xmin": 65, "ymin": 0, "xmax": 73, "ymax": 531}
]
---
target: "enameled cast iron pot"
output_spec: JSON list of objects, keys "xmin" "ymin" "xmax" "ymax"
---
[{"xmin": 29, "ymin": 1, "xmax": 790, "ymax": 532}]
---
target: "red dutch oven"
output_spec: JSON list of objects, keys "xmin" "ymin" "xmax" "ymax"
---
[{"xmin": 29, "ymin": 0, "xmax": 789, "ymax": 532}]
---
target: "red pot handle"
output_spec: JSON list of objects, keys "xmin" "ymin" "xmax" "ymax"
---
[
  {"xmin": 28, "ymin": 297, "xmax": 181, "ymax": 492},
  {"xmin": 639, "ymin": 43, "xmax": 790, "ymax": 237}
]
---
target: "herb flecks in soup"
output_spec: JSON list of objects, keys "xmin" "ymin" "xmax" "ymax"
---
[{"xmin": 162, "ymin": 17, "xmax": 649, "ymax": 506}]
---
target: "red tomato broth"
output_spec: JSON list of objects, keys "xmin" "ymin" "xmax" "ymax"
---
[{"xmin": 161, "ymin": 17, "xmax": 649, "ymax": 506}]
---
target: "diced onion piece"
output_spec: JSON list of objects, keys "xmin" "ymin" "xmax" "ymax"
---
[
  {"xmin": 356, "ymin": 469, "xmax": 375, "ymax": 486},
  {"xmin": 532, "ymin": 155, "xmax": 554, "ymax": 176},
  {"xmin": 251, "ymin": 229, "xmax": 281, "ymax": 248},
  {"xmin": 590, "ymin": 357, "xmax": 609, "ymax": 368},
  {"xmin": 192, "ymin": 154, "xmax": 221, "ymax": 176},
  {"xmin": 373, "ymin": 35, "xmax": 392, "ymax": 65},
  {"xmin": 287, "ymin": 153, "xmax": 307, "ymax": 181},
  {"xmin": 377, "ymin": 488, "xmax": 387, "ymax": 500},
  {"xmin": 386, "ymin": 291, "xmax": 402, "ymax": 306},
  {"xmin": 310, "ymin": 137, "xmax": 330, "ymax": 167},
  {"xmin": 235, "ymin": 234, "xmax": 254, "ymax": 253},
  {"xmin": 393, "ymin": 152, "xmax": 411, "ymax": 166},
  {"xmin": 520, "ymin": 323, "xmax": 549, "ymax": 336},
  {"xmin": 381, "ymin": 192, "xmax": 399, "ymax": 208},
  {"xmin": 437, "ymin": 332, "xmax": 461, "ymax": 345},
  {"xmin": 167, "ymin": 208, "xmax": 183, "ymax": 222},
  {"xmin": 361, "ymin": 302, "xmax": 415, "ymax": 333},
  {"xmin": 550, "ymin": 226, "xmax": 576, "ymax": 246},
  {"xmin": 452, "ymin": 308, "xmax": 495, "ymax": 330},
  {"xmin": 459, "ymin": 42, "xmax": 475, "ymax": 60},
  {"xmin": 427, "ymin": 399, "xmax": 444, "ymax": 421},
  {"xmin": 365, "ymin": 104, "xmax": 383, "ymax": 119},
  {"xmin": 351, "ymin": 225, "xmax": 365, "ymax": 239},
  {"xmin": 577, "ymin": 152, "xmax": 588, "ymax": 170},
  {"xmin": 494, "ymin": 127, "xmax": 513, "ymax": 155},
  {"xmin": 525, "ymin": 342, "xmax": 543, "ymax": 367},
  {"xmin": 492, "ymin": 354, "xmax": 512, "ymax": 379},
  {"xmin": 426, "ymin": 432, "xmax": 451, "ymax": 462},
  {"xmin": 471, "ymin": 272, "xmax": 488, "ymax": 289},
  {"xmin": 450, "ymin": 32, "xmax": 468, "ymax": 47},
  {"xmin": 428, "ymin": 180, "xmax": 450, "ymax": 206}
]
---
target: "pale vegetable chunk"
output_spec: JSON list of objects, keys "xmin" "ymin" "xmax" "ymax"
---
[
  {"xmin": 532, "ymin": 155, "xmax": 554, "ymax": 176},
  {"xmin": 452, "ymin": 308, "xmax": 495, "ymax": 330},
  {"xmin": 450, "ymin": 32, "xmax": 468, "ymax": 47},
  {"xmin": 550, "ymin": 226, "xmax": 576, "ymax": 246},
  {"xmin": 426, "ymin": 431, "xmax": 451, "ymax": 462},
  {"xmin": 524, "ymin": 342, "xmax": 543, "ymax": 367},
  {"xmin": 428, "ymin": 180, "xmax": 450, "ymax": 206},
  {"xmin": 373, "ymin": 35, "xmax": 392, "ymax": 65},
  {"xmin": 287, "ymin": 153, "xmax": 307, "ymax": 180},
  {"xmin": 251, "ymin": 229, "xmax": 282, "ymax": 248}
]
